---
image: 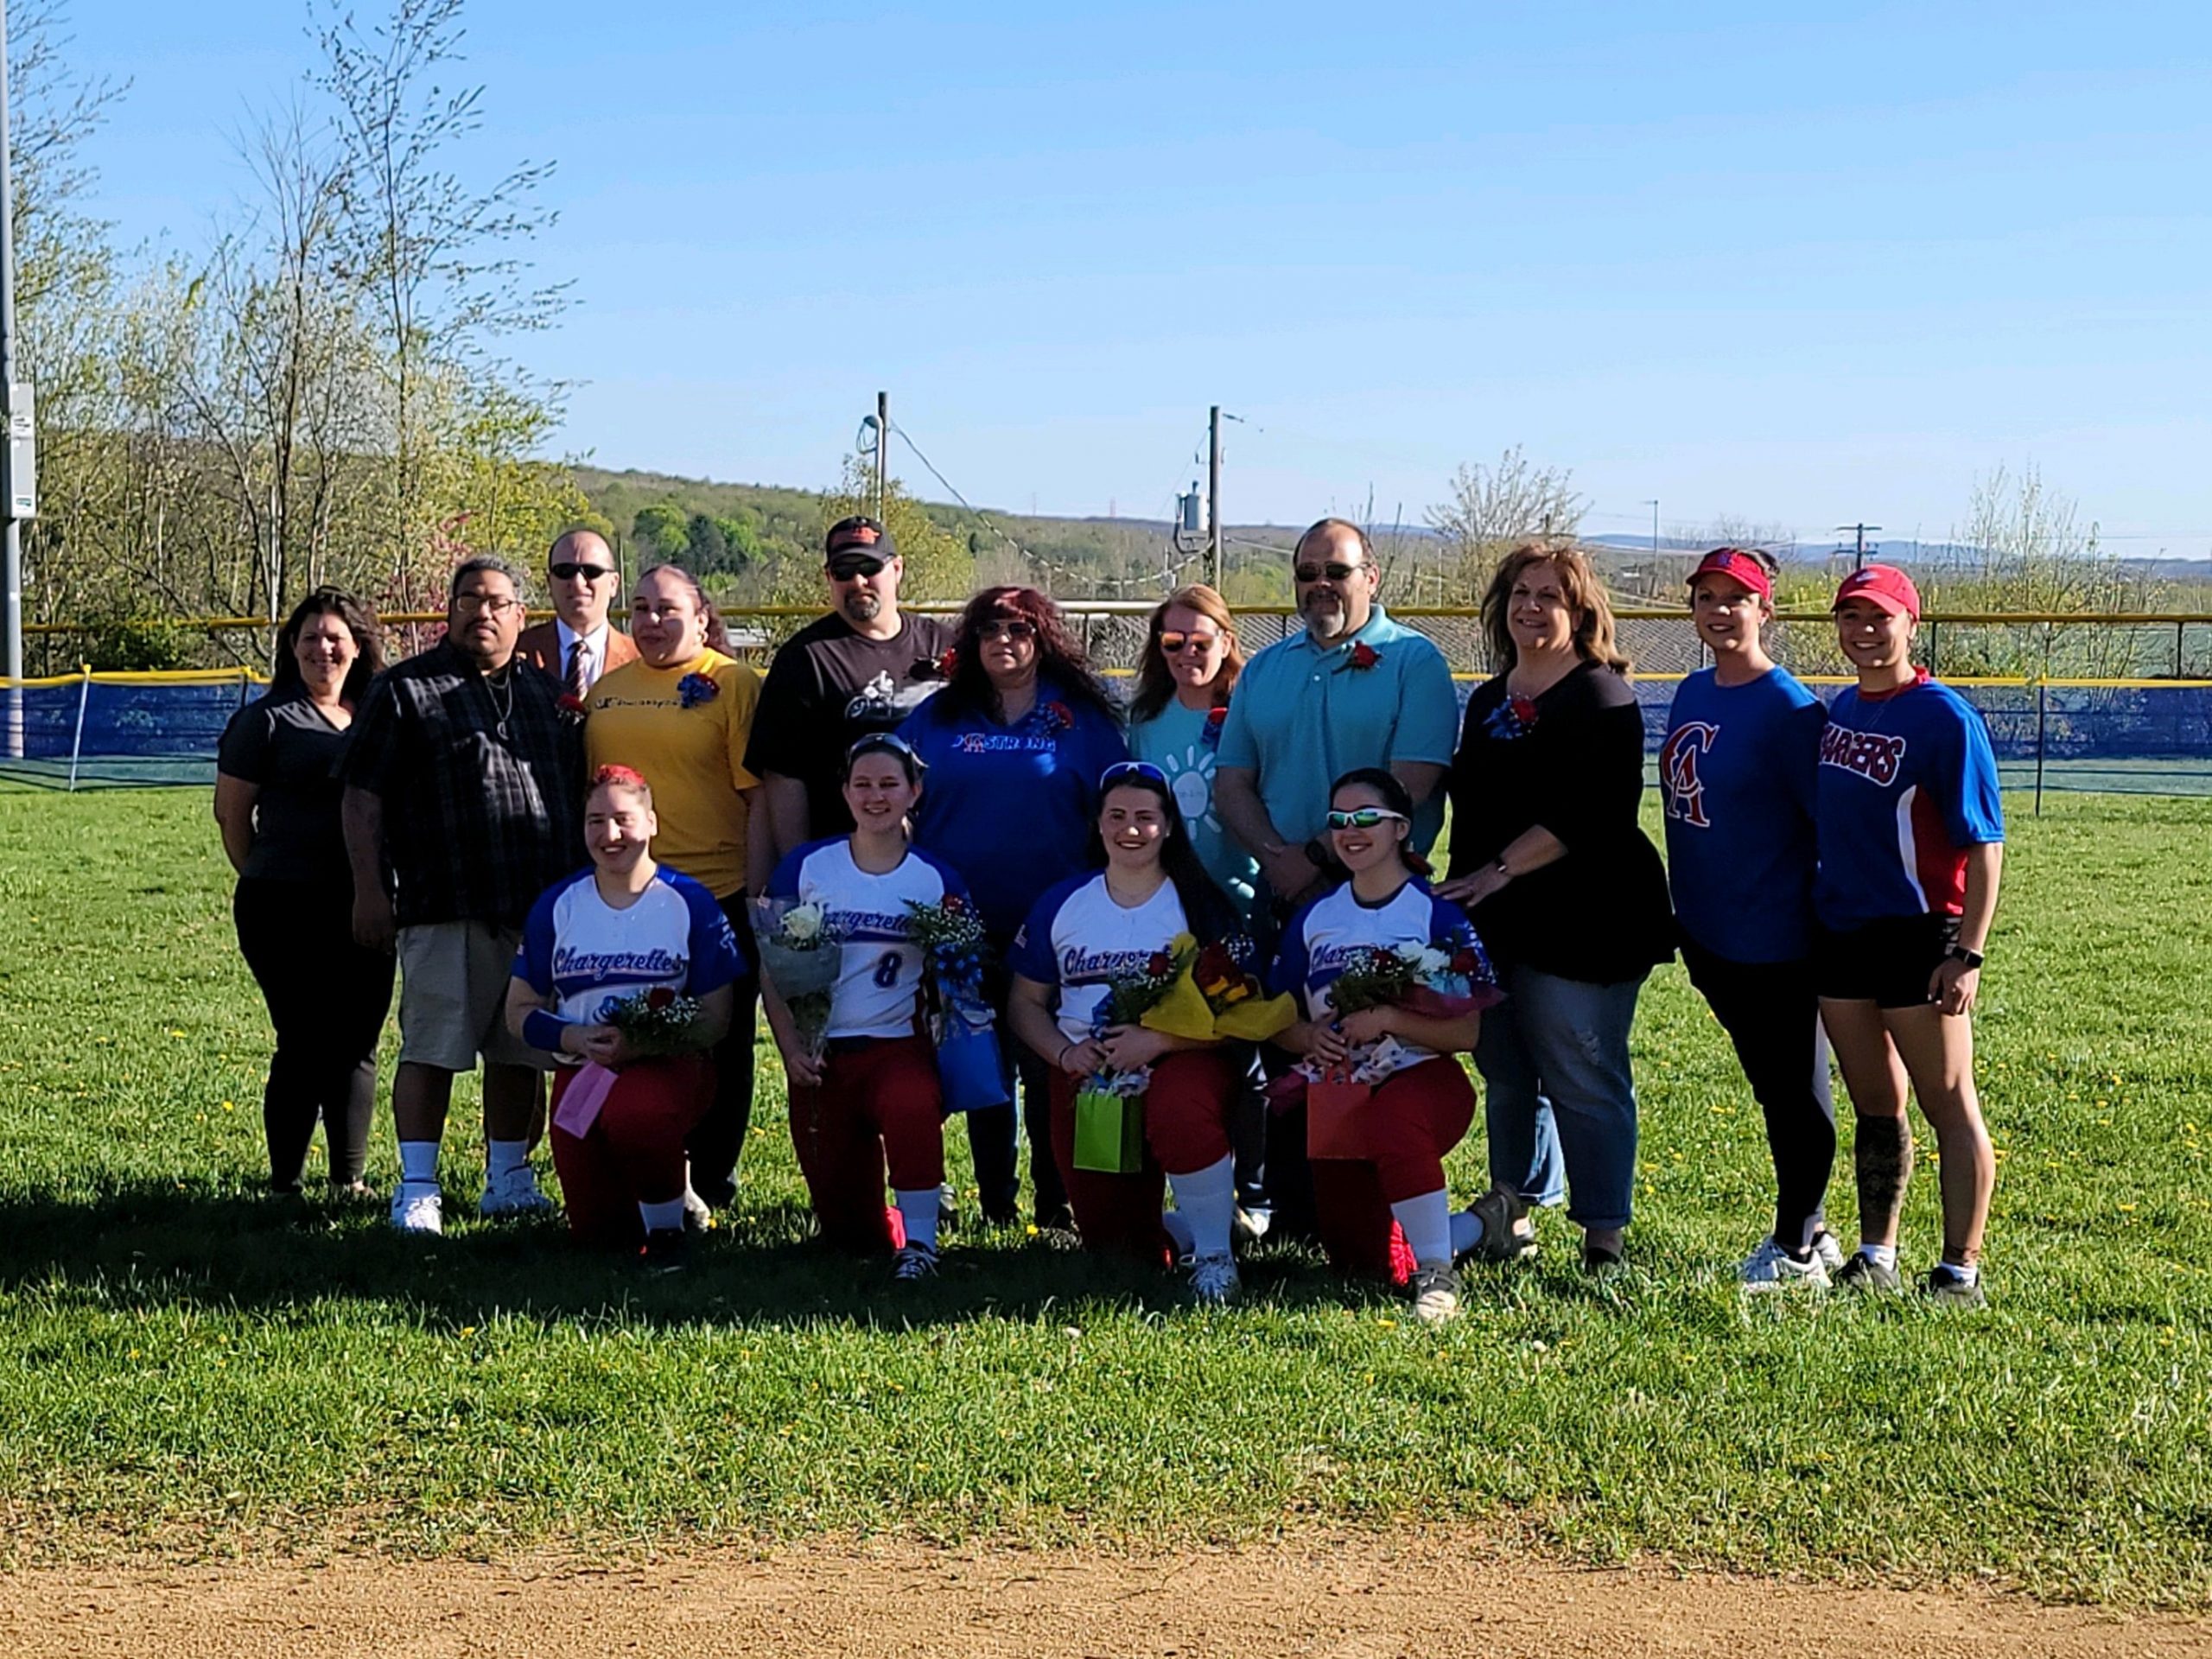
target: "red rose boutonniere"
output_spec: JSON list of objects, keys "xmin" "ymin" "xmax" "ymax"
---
[
  {"xmin": 1031, "ymin": 700, "xmax": 1073, "ymax": 736},
  {"xmin": 1335, "ymin": 640, "xmax": 1382, "ymax": 674},
  {"xmin": 1199, "ymin": 703, "xmax": 1230, "ymax": 750},
  {"xmin": 677, "ymin": 672, "xmax": 720, "ymax": 709},
  {"xmin": 928, "ymin": 648, "xmax": 958, "ymax": 680},
  {"xmin": 556, "ymin": 693, "xmax": 588, "ymax": 719}
]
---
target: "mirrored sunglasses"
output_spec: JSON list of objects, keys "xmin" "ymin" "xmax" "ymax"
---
[{"xmin": 1325, "ymin": 807, "xmax": 1408, "ymax": 830}]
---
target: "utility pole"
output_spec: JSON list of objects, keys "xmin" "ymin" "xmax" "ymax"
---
[
  {"xmin": 0, "ymin": 2, "xmax": 26, "ymax": 757},
  {"xmin": 1834, "ymin": 522, "xmax": 1883, "ymax": 571},
  {"xmin": 874, "ymin": 391, "xmax": 888, "ymax": 523},
  {"xmin": 1206, "ymin": 404, "xmax": 1222, "ymax": 590},
  {"xmin": 1646, "ymin": 499, "xmax": 1661, "ymax": 558}
]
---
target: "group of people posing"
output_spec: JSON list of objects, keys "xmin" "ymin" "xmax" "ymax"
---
[{"xmin": 213, "ymin": 512, "xmax": 2005, "ymax": 1322}]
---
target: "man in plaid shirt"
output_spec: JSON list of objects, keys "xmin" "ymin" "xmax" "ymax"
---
[{"xmin": 341, "ymin": 556, "xmax": 583, "ymax": 1235}]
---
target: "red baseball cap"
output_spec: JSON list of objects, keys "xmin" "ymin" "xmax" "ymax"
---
[
  {"xmin": 1688, "ymin": 547, "xmax": 1773, "ymax": 602},
  {"xmin": 1832, "ymin": 563, "xmax": 1921, "ymax": 620}
]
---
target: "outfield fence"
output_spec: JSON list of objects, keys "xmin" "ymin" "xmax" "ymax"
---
[{"xmin": 7, "ymin": 607, "xmax": 2211, "ymax": 799}]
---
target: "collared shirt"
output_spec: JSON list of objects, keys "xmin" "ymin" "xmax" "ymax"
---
[
  {"xmin": 555, "ymin": 619, "xmax": 613, "ymax": 692},
  {"xmin": 338, "ymin": 640, "xmax": 583, "ymax": 929},
  {"xmin": 1214, "ymin": 606, "xmax": 1459, "ymax": 855}
]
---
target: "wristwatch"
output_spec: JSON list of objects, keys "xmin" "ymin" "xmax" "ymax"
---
[
  {"xmin": 1303, "ymin": 837, "xmax": 1335, "ymax": 869},
  {"xmin": 1945, "ymin": 944, "xmax": 1986, "ymax": 970}
]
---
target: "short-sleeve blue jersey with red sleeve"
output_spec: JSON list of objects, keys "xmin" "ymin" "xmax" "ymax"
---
[{"xmin": 1813, "ymin": 671, "xmax": 2004, "ymax": 931}]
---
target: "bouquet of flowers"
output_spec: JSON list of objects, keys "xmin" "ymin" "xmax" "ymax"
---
[
  {"xmin": 905, "ymin": 893, "xmax": 994, "ymax": 1033},
  {"xmin": 1275, "ymin": 931, "xmax": 1503, "ymax": 1094},
  {"xmin": 751, "ymin": 897, "xmax": 842, "ymax": 1063},
  {"xmin": 906, "ymin": 893, "xmax": 1007, "ymax": 1113},
  {"xmin": 601, "ymin": 985, "xmax": 707, "ymax": 1058}
]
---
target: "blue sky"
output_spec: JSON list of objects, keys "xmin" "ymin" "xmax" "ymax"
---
[{"xmin": 57, "ymin": 0, "xmax": 2212, "ymax": 552}]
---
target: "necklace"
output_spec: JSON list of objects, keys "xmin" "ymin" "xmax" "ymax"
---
[{"xmin": 482, "ymin": 665, "xmax": 514, "ymax": 741}]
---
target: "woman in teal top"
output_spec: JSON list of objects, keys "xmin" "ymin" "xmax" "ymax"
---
[{"xmin": 1125, "ymin": 584, "xmax": 1261, "ymax": 920}]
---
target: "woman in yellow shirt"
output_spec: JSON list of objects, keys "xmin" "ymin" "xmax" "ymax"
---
[{"xmin": 586, "ymin": 563, "xmax": 764, "ymax": 1211}]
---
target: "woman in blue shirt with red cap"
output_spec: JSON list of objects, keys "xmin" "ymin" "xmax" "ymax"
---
[
  {"xmin": 1815, "ymin": 564, "xmax": 2005, "ymax": 1307},
  {"xmin": 1661, "ymin": 547, "xmax": 1841, "ymax": 1289}
]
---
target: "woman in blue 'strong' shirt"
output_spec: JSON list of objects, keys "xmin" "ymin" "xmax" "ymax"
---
[
  {"xmin": 1815, "ymin": 565, "xmax": 2005, "ymax": 1308},
  {"xmin": 1660, "ymin": 548, "xmax": 1840, "ymax": 1290},
  {"xmin": 899, "ymin": 586, "xmax": 1129, "ymax": 1231}
]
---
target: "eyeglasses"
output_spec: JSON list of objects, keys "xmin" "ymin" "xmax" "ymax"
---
[
  {"xmin": 977, "ymin": 619, "xmax": 1036, "ymax": 643},
  {"xmin": 453, "ymin": 593, "xmax": 522, "ymax": 616},
  {"xmin": 1325, "ymin": 807, "xmax": 1408, "ymax": 830},
  {"xmin": 1100, "ymin": 760, "xmax": 1167, "ymax": 789},
  {"xmin": 829, "ymin": 557, "xmax": 886, "ymax": 581},
  {"xmin": 1157, "ymin": 630, "xmax": 1221, "ymax": 654},
  {"xmin": 1294, "ymin": 561, "xmax": 1363, "ymax": 584},
  {"xmin": 549, "ymin": 562, "xmax": 616, "ymax": 582}
]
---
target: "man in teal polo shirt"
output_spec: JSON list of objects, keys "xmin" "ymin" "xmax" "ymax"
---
[{"xmin": 1216, "ymin": 518, "xmax": 1459, "ymax": 912}]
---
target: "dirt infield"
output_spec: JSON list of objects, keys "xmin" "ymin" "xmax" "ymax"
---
[{"xmin": 5, "ymin": 1535, "xmax": 2209, "ymax": 1658}]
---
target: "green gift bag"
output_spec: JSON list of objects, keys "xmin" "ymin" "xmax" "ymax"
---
[{"xmin": 1073, "ymin": 1084, "xmax": 1147, "ymax": 1174}]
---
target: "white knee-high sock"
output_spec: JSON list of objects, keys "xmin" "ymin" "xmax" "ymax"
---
[
  {"xmin": 894, "ymin": 1188, "xmax": 941, "ymax": 1252},
  {"xmin": 1391, "ymin": 1189, "xmax": 1454, "ymax": 1270},
  {"xmin": 1449, "ymin": 1208, "xmax": 1484, "ymax": 1259},
  {"xmin": 1167, "ymin": 1154, "xmax": 1236, "ymax": 1260}
]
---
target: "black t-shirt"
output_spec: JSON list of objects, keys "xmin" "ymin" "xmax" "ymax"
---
[
  {"xmin": 1446, "ymin": 659, "xmax": 1675, "ymax": 983},
  {"xmin": 743, "ymin": 610, "xmax": 957, "ymax": 836},
  {"xmin": 217, "ymin": 690, "xmax": 355, "ymax": 885}
]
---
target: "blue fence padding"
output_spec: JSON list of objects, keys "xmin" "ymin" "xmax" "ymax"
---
[{"xmin": 7, "ymin": 675, "xmax": 2210, "ymax": 793}]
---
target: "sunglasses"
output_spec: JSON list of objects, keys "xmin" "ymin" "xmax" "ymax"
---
[
  {"xmin": 1158, "ymin": 630, "xmax": 1221, "ymax": 654},
  {"xmin": 1100, "ymin": 760, "xmax": 1168, "ymax": 789},
  {"xmin": 977, "ymin": 619, "xmax": 1036, "ymax": 642},
  {"xmin": 829, "ymin": 557, "xmax": 886, "ymax": 581},
  {"xmin": 845, "ymin": 731, "xmax": 923, "ymax": 772},
  {"xmin": 1294, "ymin": 561, "xmax": 1363, "ymax": 584},
  {"xmin": 1325, "ymin": 807, "xmax": 1408, "ymax": 830},
  {"xmin": 549, "ymin": 562, "xmax": 616, "ymax": 582}
]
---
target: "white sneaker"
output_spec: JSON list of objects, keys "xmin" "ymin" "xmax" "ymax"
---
[
  {"xmin": 1189, "ymin": 1252, "xmax": 1240, "ymax": 1306},
  {"xmin": 390, "ymin": 1185, "xmax": 443, "ymax": 1235},
  {"xmin": 1740, "ymin": 1236, "xmax": 1830, "ymax": 1291},
  {"xmin": 1410, "ymin": 1265, "xmax": 1463, "ymax": 1325},
  {"xmin": 1810, "ymin": 1230, "xmax": 1846, "ymax": 1271},
  {"xmin": 478, "ymin": 1166, "xmax": 555, "ymax": 1217}
]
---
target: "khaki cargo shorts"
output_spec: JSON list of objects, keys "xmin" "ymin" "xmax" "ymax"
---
[{"xmin": 396, "ymin": 919, "xmax": 551, "ymax": 1072}]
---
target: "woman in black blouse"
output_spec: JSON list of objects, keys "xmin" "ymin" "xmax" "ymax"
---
[
  {"xmin": 215, "ymin": 588, "xmax": 394, "ymax": 1196},
  {"xmin": 1438, "ymin": 544, "xmax": 1672, "ymax": 1272}
]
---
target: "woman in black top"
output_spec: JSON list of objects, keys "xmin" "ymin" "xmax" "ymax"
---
[
  {"xmin": 214, "ymin": 589, "xmax": 394, "ymax": 1196},
  {"xmin": 1437, "ymin": 544, "xmax": 1672, "ymax": 1272}
]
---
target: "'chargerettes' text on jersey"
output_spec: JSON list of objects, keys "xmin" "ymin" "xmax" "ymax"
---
[
  {"xmin": 1009, "ymin": 874, "xmax": 1190, "ymax": 1046},
  {"xmin": 1813, "ymin": 671, "xmax": 2004, "ymax": 931},
  {"xmin": 768, "ymin": 838, "xmax": 969, "ymax": 1040},
  {"xmin": 512, "ymin": 867, "xmax": 746, "ymax": 1027},
  {"xmin": 1269, "ymin": 880, "xmax": 1491, "ymax": 1071}
]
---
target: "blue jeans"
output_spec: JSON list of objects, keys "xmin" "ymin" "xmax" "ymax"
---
[{"xmin": 1476, "ymin": 966, "xmax": 1646, "ymax": 1232}]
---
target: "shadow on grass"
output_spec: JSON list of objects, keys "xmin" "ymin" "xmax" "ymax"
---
[{"xmin": 0, "ymin": 1180, "xmax": 1431, "ymax": 1335}]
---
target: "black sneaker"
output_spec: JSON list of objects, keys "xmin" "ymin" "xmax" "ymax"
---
[
  {"xmin": 891, "ymin": 1242, "xmax": 940, "ymax": 1283},
  {"xmin": 638, "ymin": 1229, "xmax": 690, "ymax": 1274},
  {"xmin": 1920, "ymin": 1265, "xmax": 1987, "ymax": 1309},
  {"xmin": 1834, "ymin": 1252, "xmax": 1903, "ymax": 1293}
]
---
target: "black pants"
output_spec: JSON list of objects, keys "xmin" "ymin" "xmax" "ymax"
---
[
  {"xmin": 233, "ymin": 876, "xmax": 395, "ymax": 1190},
  {"xmin": 970, "ymin": 950, "xmax": 1071, "ymax": 1227},
  {"xmin": 1680, "ymin": 938, "xmax": 1836, "ymax": 1252},
  {"xmin": 689, "ymin": 891, "xmax": 762, "ymax": 1203}
]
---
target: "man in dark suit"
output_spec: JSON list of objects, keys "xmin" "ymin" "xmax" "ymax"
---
[{"xmin": 514, "ymin": 527, "xmax": 639, "ymax": 697}]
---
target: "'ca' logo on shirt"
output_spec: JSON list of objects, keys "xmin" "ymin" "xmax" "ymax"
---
[{"xmin": 1660, "ymin": 722, "xmax": 1717, "ymax": 828}]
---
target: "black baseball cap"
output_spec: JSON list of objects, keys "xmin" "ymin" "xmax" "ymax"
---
[{"xmin": 825, "ymin": 516, "xmax": 897, "ymax": 567}]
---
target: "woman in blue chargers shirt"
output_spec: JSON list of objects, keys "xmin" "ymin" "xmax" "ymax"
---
[
  {"xmin": 1660, "ymin": 548, "xmax": 1840, "ymax": 1289},
  {"xmin": 899, "ymin": 586, "xmax": 1128, "ymax": 1229}
]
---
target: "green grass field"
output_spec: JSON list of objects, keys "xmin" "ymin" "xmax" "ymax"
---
[{"xmin": 1, "ymin": 784, "xmax": 2208, "ymax": 1605}]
